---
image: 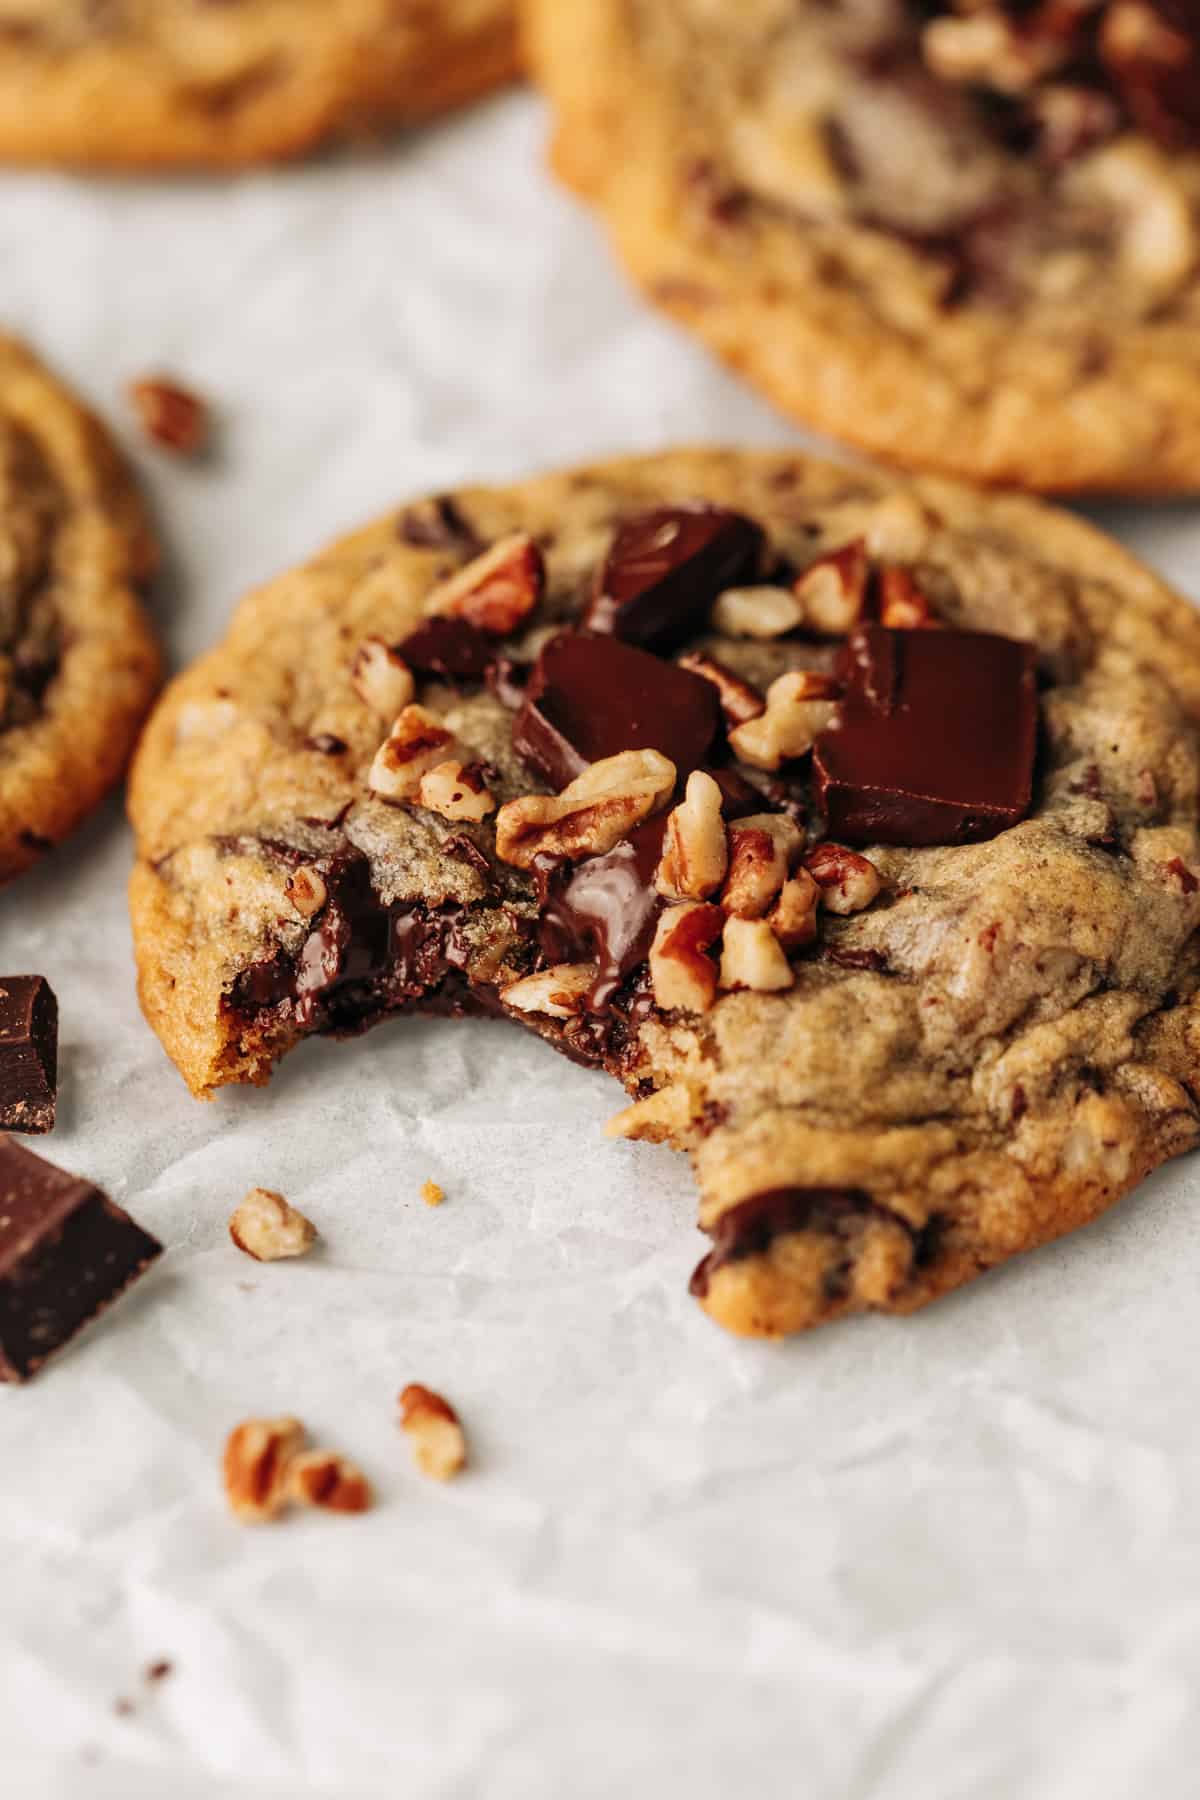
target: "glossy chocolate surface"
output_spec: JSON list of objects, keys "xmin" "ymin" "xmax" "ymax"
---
[
  {"xmin": 396, "ymin": 616, "xmax": 494, "ymax": 681},
  {"xmin": 689, "ymin": 1186, "xmax": 899, "ymax": 1297},
  {"xmin": 512, "ymin": 631, "xmax": 721, "ymax": 790},
  {"xmin": 0, "ymin": 976, "xmax": 58, "ymax": 1134},
  {"xmin": 536, "ymin": 814, "xmax": 669, "ymax": 1011},
  {"xmin": 0, "ymin": 1138, "xmax": 162, "ymax": 1382},
  {"xmin": 227, "ymin": 852, "xmax": 466, "ymax": 1032},
  {"xmin": 585, "ymin": 506, "xmax": 764, "ymax": 649},
  {"xmin": 813, "ymin": 624, "xmax": 1037, "ymax": 846}
]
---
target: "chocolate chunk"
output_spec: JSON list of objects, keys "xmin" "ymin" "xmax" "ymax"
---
[
  {"xmin": 585, "ymin": 506, "xmax": 765, "ymax": 648},
  {"xmin": 0, "ymin": 976, "xmax": 58, "ymax": 1134},
  {"xmin": 813, "ymin": 624, "xmax": 1037, "ymax": 847},
  {"xmin": 512, "ymin": 632, "xmax": 721, "ymax": 790},
  {"xmin": 396, "ymin": 616, "xmax": 494, "ymax": 682},
  {"xmin": 688, "ymin": 1186, "xmax": 903, "ymax": 1298},
  {"xmin": 0, "ymin": 1139, "xmax": 162, "ymax": 1382},
  {"xmin": 224, "ymin": 852, "xmax": 465, "ymax": 1032},
  {"xmin": 397, "ymin": 494, "xmax": 482, "ymax": 555},
  {"xmin": 536, "ymin": 814, "xmax": 669, "ymax": 1010},
  {"xmin": 704, "ymin": 764, "xmax": 783, "ymax": 820}
]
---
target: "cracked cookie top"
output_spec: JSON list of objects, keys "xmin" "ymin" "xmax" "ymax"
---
[{"xmin": 129, "ymin": 449, "xmax": 1200, "ymax": 1337}]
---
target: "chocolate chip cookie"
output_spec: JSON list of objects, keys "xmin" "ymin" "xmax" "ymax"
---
[
  {"xmin": 0, "ymin": 1, "xmax": 518, "ymax": 168},
  {"xmin": 0, "ymin": 335, "xmax": 159, "ymax": 887},
  {"xmin": 129, "ymin": 450, "xmax": 1200, "ymax": 1338},
  {"xmin": 526, "ymin": 1, "xmax": 1200, "ymax": 494}
]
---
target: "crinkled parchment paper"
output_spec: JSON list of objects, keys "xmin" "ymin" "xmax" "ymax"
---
[{"xmin": 2, "ymin": 90, "xmax": 1200, "ymax": 1800}]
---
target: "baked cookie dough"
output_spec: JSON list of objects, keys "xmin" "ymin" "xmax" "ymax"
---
[
  {"xmin": 130, "ymin": 449, "xmax": 1200, "ymax": 1337},
  {"xmin": 0, "ymin": 0, "xmax": 519, "ymax": 168},
  {"xmin": 526, "ymin": 0, "xmax": 1200, "ymax": 494},
  {"xmin": 0, "ymin": 335, "xmax": 159, "ymax": 887}
]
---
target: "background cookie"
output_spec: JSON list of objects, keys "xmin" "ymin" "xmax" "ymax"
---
[
  {"xmin": 525, "ymin": 0, "xmax": 1200, "ymax": 494},
  {"xmin": 0, "ymin": 335, "xmax": 159, "ymax": 886},
  {"xmin": 130, "ymin": 449, "xmax": 1200, "ymax": 1338},
  {"xmin": 0, "ymin": 0, "xmax": 519, "ymax": 168}
]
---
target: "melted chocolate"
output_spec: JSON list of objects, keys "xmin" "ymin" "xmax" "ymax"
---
[
  {"xmin": 397, "ymin": 616, "xmax": 494, "ymax": 681},
  {"xmin": 585, "ymin": 506, "xmax": 765, "ymax": 649},
  {"xmin": 225, "ymin": 853, "xmax": 461, "ymax": 1032},
  {"xmin": 512, "ymin": 631, "xmax": 721, "ymax": 790},
  {"xmin": 813, "ymin": 624, "xmax": 1037, "ymax": 846},
  {"xmin": 536, "ymin": 814, "xmax": 669, "ymax": 1011},
  {"xmin": 688, "ymin": 1186, "xmax": 909, "ymax": 1298}
]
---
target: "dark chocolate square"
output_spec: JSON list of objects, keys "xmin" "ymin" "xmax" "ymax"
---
[
  {"xmin": 0, "ymin": 975, "xmax": 58, "ymax": 1133},
  {"xmin": 814, "ymin": 624, "xmax": 1038, "ymax": 847},
  {"xmin": 0, "ymin": 1138, "xmax": 162, "ymax": 1382}
]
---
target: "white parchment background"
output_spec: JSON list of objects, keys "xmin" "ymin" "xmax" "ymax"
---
[{"xmin": 2, "ymin": 89, "xmax": 1200, "ymax": 1800}]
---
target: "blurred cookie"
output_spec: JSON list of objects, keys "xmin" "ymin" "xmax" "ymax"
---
[
  {"xmin": 527, "ymin": 0, "xmax": 1200, "ymax": 493},
  {"xmin": 0, "ymin": 335, "xmax": 159, "ymax": 886},
  {"xmin": 0, "ymin": 0, "xmax": 518, "ymax": 168}
]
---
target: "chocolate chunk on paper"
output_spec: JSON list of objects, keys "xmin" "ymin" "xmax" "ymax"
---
[
  {"xmin": 813, "ymin": 624, "xmax": 1037, "ymax": 846},
  {"xmin": 0, "ymin": 976, "xmax": 58, "ymax": 1134},
  {"xmin": 0, "ymin": 1138, "xmax": 162, "ymax": 1382}
]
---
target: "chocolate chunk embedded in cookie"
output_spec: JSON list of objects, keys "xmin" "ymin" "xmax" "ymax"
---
[
  {"xmin": 527, "ymin": 1, "xmax": 1200, "ymax": 493},
  {"xmin": 0, "ymin": 335, "xmax": 159, "ymax": 886},
  {"xmin": 130, "ymin": 450, "xmax": 1200, "ymax": 1338},
  {"xmin": 0, "ymin": 0, "xmax": 519, "ymax": 169}
]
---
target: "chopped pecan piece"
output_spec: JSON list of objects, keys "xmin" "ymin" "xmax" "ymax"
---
[
  {"xmin": 805, "ymin": 843, "xmax": 883, "ymax": 914},
  {"xmin": 352, "ymin": 638, "xmax": 415, "ymax": 716},
  {"xmin": 424, "ymin": 533, "xmax": 545, "ymax": 636},
  {"xmin": 729, "ymin": 670, "xmax": 839, "ymax": 771},
  {"xmin": 417, "ymin": 759, "xmax": 497, "ymax": 822},
  {"xmin": 368, "ymin": 705, "xmax": 456, "ymax": 803},
  {"xmin": 656, "ymin": 770, "xmax": 729, "ymax": 900},
  {"xmin": 129, "ymin": 375, "xmax": 210, "ymax": 456},
  {"xmin": 649, "ymin": 902, "xmax": 725, "ymax": 1014},
  {"xmin": 677, "ymin": 651, "xmax": 766, "ymax": 727},
  {"xmin": 501, "ymin": 963, "xmax": 598, "ymax": 1019},
  {"xmin": 718, "ymin": 918, "xmax": 795, "ymax": 993},
  {"xmin": 399, "ymin": 1384, "xmax": 468, "ymax": 1481},
  {"xmin": 721, "ymin": 813, "xmax": 804, "ymax": 919},
  {"xmin": 495, "ymin": 748, "xmax": 676, "ymax": 869}
]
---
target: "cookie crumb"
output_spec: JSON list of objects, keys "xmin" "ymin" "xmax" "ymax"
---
[
  {"xmin": 128, "ymin": 374, "xmax": 210, "ymax": 456},
  {"xmin": 421, "ymin": 1179, "xmax": 445, "ymax": 1208}
]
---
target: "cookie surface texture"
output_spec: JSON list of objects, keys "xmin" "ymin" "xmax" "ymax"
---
[{"xmin": 130, "ymin": 449, "xmax": 1200, "ymax": 1337}]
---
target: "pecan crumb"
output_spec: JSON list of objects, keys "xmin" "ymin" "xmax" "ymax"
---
[
  {"xmin": 128, "ymin": 374, "xmax": 210, "ymax": 456},
  {"xmin": 399, "ymin": 1384, "xmax": 468, "ymax": 1481},
  {"xmin": 229, "ymin": 1187, "xmax": 318, "ymax": 1262},
  {"xmin": 223, "ymin": 1417, "xmax": 371, "ymax": 1523}
]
